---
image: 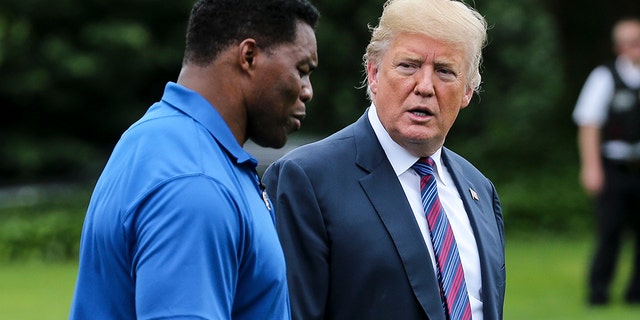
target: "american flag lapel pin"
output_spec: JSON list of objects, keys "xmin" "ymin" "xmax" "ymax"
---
[
  {"xmin": 262, "ymin": 189, "xmax": 271, "ymax": 211},
  {"xmin": 469, "ymin": 188, "xmax": 479, "ymax": 201}
]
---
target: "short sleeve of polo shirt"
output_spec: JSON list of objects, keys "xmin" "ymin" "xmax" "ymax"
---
[
  {"xmin": 128, "ymin": 174, "xmax": 245, "ymax": 319},
  {"xmin": 572, "ymin": 66, "xmax": 615, "ymax": 126}
]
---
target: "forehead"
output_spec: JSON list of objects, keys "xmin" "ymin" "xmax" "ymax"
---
[
  {"xmin": 616, "ymin": 22, "xmax": 640, "ymax": 41},
  {"xmin": 296, "ymin": 23, "xmax": 318, "ymax": 57},
  {"xmin": 385, "ymin": 32, "xmax": 466, "ymax": 65},
  {"xmin": 274, "ymin": 22, "xmax": 318, "ymax": 63}
]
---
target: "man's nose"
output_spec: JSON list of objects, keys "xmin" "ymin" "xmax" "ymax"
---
[
  {"xmin": 301, "ymin": 78, "xmax": 313, "ymax": 102},
  {"xmin": 413, "ymin": 69, "xmax": 435, "ymax": 97}
]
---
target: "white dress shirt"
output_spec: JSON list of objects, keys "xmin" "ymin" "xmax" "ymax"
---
[
  {"xmin": 573, "ymin": 56, "xmax": 640, "ymax": 126},
  {"xmin": 572, "ymin": 57, "xmax": 640, "ymax": 160},
  {"xmin": 367, "ymin": 105, "xmax": 484, "ymax": 320}
]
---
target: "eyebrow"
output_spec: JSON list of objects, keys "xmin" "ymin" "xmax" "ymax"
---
[
  {"xmin": 434, "ymin": 56, "xmax": 463, "ymax": 70},
  {"xmin": 434, "ymin": 60, "xmax": 456, "ymax": 68},
  {"xmin": 404, "ymin": 57, "xmax": 424, "ymax": 65}
]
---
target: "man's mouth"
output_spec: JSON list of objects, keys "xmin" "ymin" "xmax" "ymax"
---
[
  {"xmin": 291, "ymin": 113, "xmax": 306, "ymax": 130},
  {"xmin": 409, "ymin": 108, "xmax": 434, "ymax": 117},
  {"xmin": 293, "ymin": 113, "xmax": 306, "ymax": 122}
]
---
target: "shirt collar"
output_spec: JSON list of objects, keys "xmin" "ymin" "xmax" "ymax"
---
[
  {"xmin": 367, "ymin": 104, "xmax": 446, "ymax": 184},
  {"xmin": 161, "ymin": 82, "xmax": 258, "ymax": 168}
]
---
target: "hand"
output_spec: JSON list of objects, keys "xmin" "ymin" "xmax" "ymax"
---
[{"xmin": 580, "ymin": 165, "xmax": 604, "ymax": 197}]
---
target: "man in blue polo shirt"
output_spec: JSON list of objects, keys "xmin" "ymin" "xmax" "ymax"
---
[{"xmin": 69, "ymin": 0, "xmax": 319, "ymax": 319}]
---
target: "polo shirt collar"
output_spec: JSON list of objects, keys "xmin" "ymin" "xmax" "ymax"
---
[{"xmin": 160, "ymin": 82, "xmax": 258, "ymax": 167}]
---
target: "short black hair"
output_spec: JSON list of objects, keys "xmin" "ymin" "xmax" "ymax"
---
[{"xmin": 183, "ymin": 0, "xmax": 320, "ymax": 66}]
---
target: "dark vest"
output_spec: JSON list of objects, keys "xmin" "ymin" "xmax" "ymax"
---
[{"xmin": 602, "ymin": 62, "xmax": 640, "ymax": 143}]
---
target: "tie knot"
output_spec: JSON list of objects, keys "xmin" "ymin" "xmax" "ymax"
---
[{"xmin": 412, "ymin": 157, "xmax": 435, "ymax": 177}]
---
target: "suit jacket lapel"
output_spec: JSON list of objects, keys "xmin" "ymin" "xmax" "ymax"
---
[
  {"xmin": 441, "ymin": 150, "xmax": 494, "ymax": 240},
  {"xmin": 442, "ymin": 149, "xmax": 502, "ymax": 319},
  {"xmin": 353, "ymin": 113, "xmax": 447, "ymax": 320},
  {"xmin": 442, "ymin": 151, "xmax": 490, "ymax": 226}
]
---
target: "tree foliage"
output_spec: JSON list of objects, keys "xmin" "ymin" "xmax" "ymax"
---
[
  {"xmin": 2, "ymin": 0, "xmax": 640, "ymax": 231},
  {"xmin": 0, "ymin": 0, "xmax": 192, "ymax": 182}
]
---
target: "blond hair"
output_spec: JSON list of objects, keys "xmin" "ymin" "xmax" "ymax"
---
[{"xmin": 364, "ymin": 0, "xmax": 488, "ymax": 96}]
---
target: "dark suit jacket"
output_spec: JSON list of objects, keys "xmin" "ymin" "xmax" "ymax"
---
[{"xmin": 263, "ymin": 112, "xmax": 505, "ymax": 320}]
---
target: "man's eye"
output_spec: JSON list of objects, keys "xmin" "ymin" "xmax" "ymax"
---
[
  {"xmin": 437, "ymin": 68, "xmax": 458, "ymax": 78},
  {"xmin": 299, "ymin": 66, "xmax": 313, "ymax": 77},
  {"xmin": 396, "ymin": 62, "xmax": 419, "ymax": 73}
]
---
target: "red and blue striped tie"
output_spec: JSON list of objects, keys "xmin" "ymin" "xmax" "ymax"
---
[{"xmin": 413, "ymin": 157, "xmax": 472, "ymax": 320}]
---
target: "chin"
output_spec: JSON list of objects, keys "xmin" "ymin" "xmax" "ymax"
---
[
  {"xmin": 270, "ymin": 140, "xmax": 287, "ymax": 149},
  {"xmin": 253, "ymin": 136, "xmax": 287, "ymax": 149}
]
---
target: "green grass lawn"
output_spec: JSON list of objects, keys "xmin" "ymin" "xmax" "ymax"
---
[
  {"xmin": 505, "ymin": 235, "xmax": 640, "ymax": 319},
  {"xmin": 0, "ymin": 262, "xmax": 78, "ymax": 320},
  {"xmin": 1, "ymin": 236, "xmax": 639, "ymax": 319}
]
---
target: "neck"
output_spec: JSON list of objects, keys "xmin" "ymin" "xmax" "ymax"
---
[{"xmin": 177, "ymin": 63, "xmax": 247, "ymax": 146}]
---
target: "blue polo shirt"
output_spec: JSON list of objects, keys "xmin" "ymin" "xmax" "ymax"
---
[{"xmin": 70, "ymin": 82, "xmax": 290, "ymax": 320}]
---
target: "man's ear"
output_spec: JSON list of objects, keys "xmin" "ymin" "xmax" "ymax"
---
[
  {"xmin": 461, "ymin": 87, "xmax": 474, "ymax": 109},
  {"xmin": 239, "ymin": 38, "xmax": 258, "ymax": 71},
  {"xmin": 366, "ymin": 61, "xmax": 379, "ymax": 94}
]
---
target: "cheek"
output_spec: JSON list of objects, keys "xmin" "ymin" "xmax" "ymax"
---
[
  {"xmin": 377, "ymin": 82, "xmax": 412, "ymax": 109},
  {"xmin": 440, "ymin": 107, "xmax": 462, "ymax": 130},
  {"xmin": 272, "ymin": 76, "xmax": 300, "ymax": 105},
  {"xmin": 377, "ymin": 101, "xmax": 406, "ymax": 132},
  {"xmin": 284, "ymin": 84, "xmax": 301, "ymax": 107}
]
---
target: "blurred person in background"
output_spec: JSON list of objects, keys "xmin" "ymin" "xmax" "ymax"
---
[
  {"xmin": 69, "ymin": 0, "xmax": 319, "ymax": 319},
  {"xmin": 263, "ymin": 0, "xmax": 505, "ymax": 319},
  {"xmin": 573, "ymin": 17, "xmax": 640, "ymax": 306}
]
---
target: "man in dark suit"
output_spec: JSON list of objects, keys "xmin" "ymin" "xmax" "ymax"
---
[{"xmin": 263, "ymin": 0, "xmax": 505, "ymax": 319}]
